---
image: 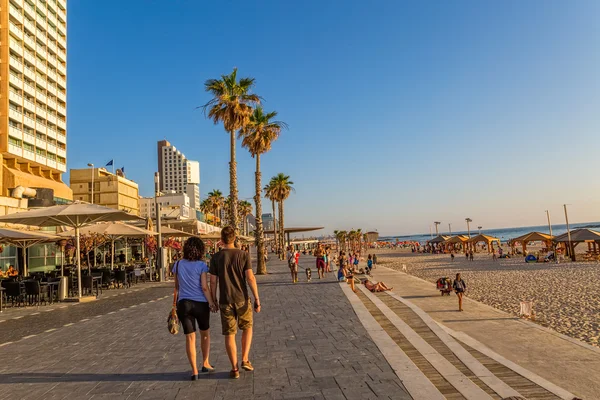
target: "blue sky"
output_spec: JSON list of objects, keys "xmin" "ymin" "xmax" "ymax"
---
[{"xmin": 67, "ymin": 1, "xmax": 600, "ymax": 236}]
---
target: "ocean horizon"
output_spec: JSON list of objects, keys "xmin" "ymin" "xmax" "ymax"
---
[{"xmin": 380, "ymin": 221, "xmax": 600, "ymax": 244}]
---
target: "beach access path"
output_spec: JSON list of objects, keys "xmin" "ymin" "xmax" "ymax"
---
[
  {"xmin": 367, "ymin": 262, "xmax": 600, "ymax": 399},
  {"xmin": 0, "ymin": 257, "xmax": 411, "ymax": 400}
]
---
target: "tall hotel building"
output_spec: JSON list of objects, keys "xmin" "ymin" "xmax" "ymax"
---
[
  {"xmin": 0, "ymin": 0, "xmax": 71, "ymax": 201},
  {"xmin": 157, "ymin": 140, "xmax": 200, "ymax": 211}
]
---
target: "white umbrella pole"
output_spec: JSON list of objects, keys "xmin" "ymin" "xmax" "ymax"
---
[
  {"xmin": 125, "ymin": 239, "xmax": 128, "ymax": 264},
  {"xmin": 22, "ymin": 245, "xmax": 27, "ymax": 277},
  {"xmin": 111, "ymin": 239, "xmax": 114, "ymax": 270},
  {"xmin": 76, "ymin": 227, "xmax": 82, "ymax": 298}
]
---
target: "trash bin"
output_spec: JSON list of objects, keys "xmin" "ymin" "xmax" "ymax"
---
[{"xmin": 58, "ymin": 276, "xmax": 68, "ymax": 301}]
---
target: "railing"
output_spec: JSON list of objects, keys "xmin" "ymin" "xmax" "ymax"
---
[
  {"xmin": 57, "ymin": 161, "xmax": 66, "ymax": 172},
  {"xmin": 9, "ymin": 90, "xmax": 23, "ymax": 104},
  {"xmin": 47, "ymin": 127, "xmax": 57, "ymax": 139},
  {"xmin": 24, "ymin": 3, "xmax": 36, "ymax": 19},
  {"xmin": 57, "ymin": 147, "xmax": 66, "ymax": 157},
  {"xmin": 9, "ymin": 144, "xmax": 24, "ymax": 157},
  {"xmin": 10, "ymin": 41, "xmax": 24, "ymax": 56},
  {"xmin": 23, "ymin": 149, "xmax": 35, "ymax": 161},
  {"xmin": 10, "ymin": 74, "xmax": 24, "ymax": 89},
  {"xmin": 23, "ymin": 18, "xmax": 36, "ymax": 35},
  {"xmin": 9, "ymin": 108, "xmax": 22, "ymax": 121},
  {"xmin": 24, "ymin": 132, "xmax": 36, "ymax": 145},
  {"xmin": 10, "ymin": 5, "xmax": 24, "ymax": 24},
  {"xmin": 24, "ymin": 99, "xmax": 36, "ymax": 113},
  {"xmin": 23, "ymin": 66, "xmax": 35, "ymax": 81},
  {"xmin": 9, "ymin": 126, "xmax": 23, "ymax": 140},
  {"xmin": 57, "ymin": 132, "xmax": 66, "ymax": 144},
  {"xmin": 10, "ymin": 22, "xmax": 23, "ymax": 39}
]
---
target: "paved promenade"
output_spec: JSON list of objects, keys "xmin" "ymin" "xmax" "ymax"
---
[
  {"xmin": 368, "ymin": 263, "xmax": 598, "ymax": 399},
  {"xmin": 0, "ymin": 258, "xmax": 410, "ymax": 400}
]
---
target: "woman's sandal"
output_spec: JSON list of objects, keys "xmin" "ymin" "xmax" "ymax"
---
[
  {"xmin": 230, "ymin": 369, "xmax": 240, "ymax": 379},
  {"xmin": 191, "ymin": 374, "xmax": 198, "ymax": 381}
]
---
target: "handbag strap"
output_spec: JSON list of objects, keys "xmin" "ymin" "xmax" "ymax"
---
[{"xmin": 172, "ymin": 260, "xmax": 180, "ymax": 307}]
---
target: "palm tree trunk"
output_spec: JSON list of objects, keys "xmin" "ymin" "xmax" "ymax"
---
[
  {"xmin": 229, "ymin": 129, "xmax": 239, "ymax": 232},
  {"xmin": 272, "ymin": 199, "xmax": 278, "ymax": 255},
  {"xmin": 254, "ymin": 155, "xmax": 266, "ymax": 274},
  {"xmin": 279, "ymin": 200, "xmax": 285, "ymax": 259}
]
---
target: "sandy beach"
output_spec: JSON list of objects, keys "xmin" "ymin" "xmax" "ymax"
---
[{"xmin": 370, "ymin": 248, "xmax": 600, "ymax": 347}]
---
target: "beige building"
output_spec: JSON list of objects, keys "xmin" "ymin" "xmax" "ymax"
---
[
  {"xmin": 70, "ymin": 168, "xmax": 140, "ymax": 215},
  {"xmin": 0, "ymin": 0, "xmax": 70, "ymax": 201}
]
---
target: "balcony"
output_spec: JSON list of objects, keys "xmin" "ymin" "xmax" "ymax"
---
[
  {"xmin": 23, "ymin": 50, "xmax": 36, "ymax": 65},
  {"xmin": 46, "ymin": 159, "xmax": 57, "ymax": 169},
  {"xmin": 35, "ymin": 120, "xmax": 47, "ymax": 132},
  {"xmin": 36, "ymin": 136, "xmax": 47, "ymax": 148},
  {"xmin": 9, "ymin": 144, "xmax": 23, "ymax": 157},
  {"xmin": 57, "ymin": 132, "xmax": 66, "ymax": 144},
  {"xmin": 9, "ymin": 109, "xmax": 22, "ymax": 121},
  {"xmin": 37, "ymin": 91, "xmax": 47, "ymax": 103},
  {"xmin": 23, "ymin": 132, "xmax": 35, "ymax": 145},
  {"xmin": 57, "ymin": 90, "xmax": 66, "ymax": 102},
  {"xmin": 10, "ymin": 5, "xmax": 24, "ymax": 25},
  {"xmin": 56, "ymin": 118, "xmax": 66, "ymax": 130},
  {"xmin": 35, "ymin": 154, "xmax": 47, "ymax": 165},
  {"xmin": 10, "ymin": 41, "xmax": 24, "ymax": 57},
  {"xmin": 10, "ymin": 23, "xmax": 23, "ymax": 40},
  {"xmin": 24, "ymin": 3, "xmax": 35, "ymax": 19},
  {"xmin": 47, "ymin": 68, "xmax": 57, "ymax": 82},
  {"xmin": 47, "ymin": 127, "xmax": 57, "ymax": 140},
  {"xmin": 9, "ymin": 90, "xmax": 23, "ymax": 104},
  {"xmin": 10, "ymin": 57, "xmax": 24, "ymax": 73},
  {"xmin": 47, "ymin": 24, "xmax": 56, "ymax": 40},
  {"xmin": 57, "ymin": 6, "xmax": 66, "ymax": 22},
  {"xmin": 47, "ymin": 143, "xmax": 56, "ymax": 154},
  {"xmin": 38, "ymin": 45, "xmax": 48, "ymax": 60},
  {"xmin": 10, "ymin": 74, "xmax": 24, "ymax": 90},
  {"xmin": 57, "ymin": 147, "xmax": 66, "ymax": 158},
  {"xmin": 24, "ymin": 99, "xmax": 36, "ymax": 113},
  {"xmin": 47, "ymin": 85, "xmax": 57, "ymax": 96},
  {"xmin": 47, "ymin": 11, "xmax": 57, "ymax": 27},
  {"xmin": 23, "ymin": 115, "xmax": 35, "ymax": 129},
  {"xmin": 9, "ymin": 126, "xmax": 23, "ymax": 140},
  {"xmin": 57, "ymin": 62, "xmax": 66, "ymax": 76},
  {"xmin": 36, "ymin": 107, "xmax": 47, "ymax": 119},
  {"xmin": 23, "ymin": 149, "xmax": 35, "ymax": 161},
  {"xmin": 57, "ymin": 161, "xmax": 66, "ymax": 172},
  {"xmin": 23, "ymin": 34, "xmax": 35, "ymax": 50},
  {"xmin": 47, "ymin": 97, "xmax": 57, "ymax": 110},
  {"xmin": 47, "ymin": 41, "xmax": 57, "ymax": 54},
  {"xmin": 23, "ymin": 66, "xmax": 35, "ymax": 80},
  {"xmin": 47, "ymin": 113, "xmax": 56, "ymax": 125},
  {"xmin": 23, "ymin": 82, "xmax": 35, "ymax": 96},
  {"xmin": 36, "ymin": 15, "xmax": 47, "ymax": 31},
  {"xmin": 57, "ymin": 47, "xmax": 66, "ymax": 62}
]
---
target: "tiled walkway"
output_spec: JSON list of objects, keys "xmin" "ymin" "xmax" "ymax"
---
[{"xmin": 0, "ymin": 258, "xmax": 411, "ymax": 400}]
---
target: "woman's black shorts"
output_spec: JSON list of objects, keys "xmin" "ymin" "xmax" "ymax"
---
[{"xmin": 177, "ymin": 299, "xmax": 210, "ymax": 334}]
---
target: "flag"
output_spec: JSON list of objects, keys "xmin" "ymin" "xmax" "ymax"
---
[
  {"xmin": 106, "ymin": 159, "xmax": 114, "ymax": 167},
  {"xmin": 121, "ymin": 166, "xmax": 125, "ymax": 173}
]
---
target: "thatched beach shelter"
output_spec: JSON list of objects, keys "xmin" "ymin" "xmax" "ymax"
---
[
  {"xmin": 467, "ymin": 234, "xmax": 500, "ymax": 253},
  {"xmin": 510, "ymin": 231, "xmax": 554, "ymax": 254},
  {"xmin": 554, "ymin": 228, "xmax": 600, "ymax": 259}
]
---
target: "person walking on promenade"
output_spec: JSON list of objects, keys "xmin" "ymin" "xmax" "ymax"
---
[
  {"xmin": 453, "ymin": 273, "xmax": 467, "ymax": 311},
  {"xmin": 209, "ymin": 227, "xmax": 261, "ymax": 379},
  {"xmin": 469, "ymin": 249, "xmax": 474, "ymax": 261},
  {"xmin": 287, "ymin": 246, "xmax": 298, "ymax": 283},
  {"xmin": 315, "ymin": 245, "xmax": 326, "ymax": 279},
  {"xmin": 366, "ymin": 254, "xmax": 373, "ymax": 275},
  {"xmin": 173, "ymin": 237, "xmax": 216, "ymax": 380},
  {"xmin": 372, "ymin": 254, "xmax": 377, "ymax": 267},
  {"xmin": 338, "ymin": 252, "xmax": 348, "ymax": 282},
  {"xmin": 323, "ymin": 250, "xmax": 328, "ymax": 273}
]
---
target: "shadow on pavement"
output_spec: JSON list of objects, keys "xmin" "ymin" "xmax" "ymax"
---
[
  {"xmin": 0, "ymin": 371, "xmax": 233, "ymax": 383},
  {"xmin": 442, "ymin": 317, "xmax": 518, "ymax": 323}
]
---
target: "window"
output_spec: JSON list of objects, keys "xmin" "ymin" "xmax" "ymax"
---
[{"xmin": 28, "ymin": 244, "xmax": 58, "ymax": 270}]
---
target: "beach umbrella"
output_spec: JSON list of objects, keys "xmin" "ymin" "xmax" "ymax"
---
[
  {"xmin": 160, "ymin": 226, "xmax": 196, "ymax": 238},
  {"xmin": 59, "ymin": 222, "xmax": 157, "ymax": 270},
  {"xmin": 0, "ymin": 228, "xmax": 59, "ymax": 276},
  {"xmin": 0, "ymin": 203, "xmax": 143, "ymax": 298}
]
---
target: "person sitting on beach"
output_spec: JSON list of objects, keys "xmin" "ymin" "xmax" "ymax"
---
[{"xmin": 363, "ymin": 279, "xmax": 392, "ymax": 293}]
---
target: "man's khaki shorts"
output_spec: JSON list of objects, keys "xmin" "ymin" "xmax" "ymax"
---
[{"xmin": 220, "ymin": 299, "xmax": 253, "ymax": 335}]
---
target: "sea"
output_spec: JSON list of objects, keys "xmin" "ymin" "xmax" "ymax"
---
[{"xmin": 380, "ymin": 222, "xmax": 600, "ymax": 244}]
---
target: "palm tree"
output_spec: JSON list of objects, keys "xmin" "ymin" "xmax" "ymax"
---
[
  {"xmin": 207, "ymin": 190, "xmax": 225, "ymax": 227},
  {"xmin": 203, "ymin": 68, "xmax": 260, "ymax": 233},
  {"xmin": 269, "ymin": 173, "xmax": 294, "ymax": 258},
  {"xmin": 264, "ymin": 182, "xmax": 278, "ymax": 256},
  {"xmin": 200, "ymin": 198, "xmax": 214, "ymax": 225},
  {"xmin": 238, "ymin": 200, "xmax": 253, "ymax": 235},
  {"xmin": 335, "ymin": 230, "xmax": 348, "ymax": 252},
  {"xmin": 240, "ymin": 107, "xmax": 287, "ymax": 274}
]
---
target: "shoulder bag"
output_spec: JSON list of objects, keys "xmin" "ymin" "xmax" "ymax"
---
[{"xmin": 167, "ymin": 260, "xmax": 181, "ymax": 335}]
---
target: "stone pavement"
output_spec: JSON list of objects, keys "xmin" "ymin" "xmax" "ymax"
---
[
  {"xmin": 368, "ymin": 263, "xmax": 599, "ymax": 399},
  {"xmin": 0, "ymin": 258, "xmax": 411, "ymax": 400}
]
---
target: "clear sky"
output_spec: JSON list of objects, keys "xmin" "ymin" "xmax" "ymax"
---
[{"xmin": 67, "ymin": 0, "xmax": 600, "ymax": 236}]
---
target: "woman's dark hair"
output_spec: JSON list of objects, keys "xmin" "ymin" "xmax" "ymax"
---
[
  {"xmin": 183, "ymin": 237, "xmax": 205, "ymax": 261},
  {"xmin": 456, "ymin": 273, "xmax": 461, "ymax": 279}
]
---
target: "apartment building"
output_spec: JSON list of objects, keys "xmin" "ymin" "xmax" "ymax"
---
[
  {"xmin": 157, "ymin": 140, "xmax": 200, "ymax": 210},
  {"xmin": 139, "ymin": 192, "xmax": 191, "ymax": 221},
  {"xmin": 0, "ymin": 0, "xmax": 70, "ymax": 201}
]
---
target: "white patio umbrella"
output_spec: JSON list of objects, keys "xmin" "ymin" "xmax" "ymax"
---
[
  {"xmin": 0, "ymin": 228, "xmax": 59, "ymax": 276},
  {"xmin": 0, "ymin": 203, "xmax": 143, "ymax": 298},
  {"xmin": 160, "ymin": 226, "xmax": 196, "ymax": 238},
  {"xmin": 59, "ymin": 222, "xmax": 157, "ymax": 269}
]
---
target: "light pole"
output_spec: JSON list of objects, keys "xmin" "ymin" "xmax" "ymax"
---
[
  {"xmin": 563, "ymin": 204, "xmax": 574, "ymax": 261},
  {"xmin": 87, "ymin": 163, "xmax": 94, "ymax": 204},
  {"xmin": 465, "ymin": 218, "xmax": 472, "ymax": 238},
  {"xmin": 448, "ymin": 223, "xmax": 452, "ymax": 235},
  {"xmin": 154, "ymin": 172, "xmax": 164, "ymax": 281},
  {"xmin": 478, "ymin": 226, "xmax": 482, "ymax": 235},
  {"xmin": 434, "ymin": 221, "xmax": 441, "ymax": 236},
  {"xmin": 545, "ymin": 210, "xmax": 553, "ymax": 236},
  {"xmin": 429, "ymin": 226, "xmax": 433, "ymax": 239}
]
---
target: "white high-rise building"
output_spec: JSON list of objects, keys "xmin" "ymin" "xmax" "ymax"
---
[{"xmin": 157, "ymin": 140, "xmax": 200, "ymax": 210}]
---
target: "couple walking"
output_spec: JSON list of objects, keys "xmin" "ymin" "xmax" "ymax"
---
[{"xmin": 173, "ymin": 226, "xmax": 261, "ymax": 380}]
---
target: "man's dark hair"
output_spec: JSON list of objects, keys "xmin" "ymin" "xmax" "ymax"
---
[
  {"xmin": 221, "ymin": 226, "xmax": 236, "ymax": 244},
  {"xmin": 183, "ymin": 237, "xmax": 205, "ymax": 261}
]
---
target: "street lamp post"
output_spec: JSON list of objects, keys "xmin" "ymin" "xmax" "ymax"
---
[
  {"xmin": 465, "ymin": 218, "xmax": 472, "ymax": 238},
  {"xmin": 563, "ymin": 204, "xmax": 574, "ymax": 261},
  {"xmin": 154, "ymin": 172, "xmax": 164, "ymax": 281},
  {"xmin": 448, "ymin": 223, "xmax": 452, "ymax": 235},
  {"xmin": 87, "ymin": 163, "xmax": 94, "ymax": 204},
  {"xmin": 478, "ymin": 226, "xmax": 482, "ymax": 235},
  {"xmin": 434, "ymin": 221, "xmax": 441, "ymax": 236},
  {"xmin": 545, "ymin": 210, "xmax": 553, "ymax": 236}
]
